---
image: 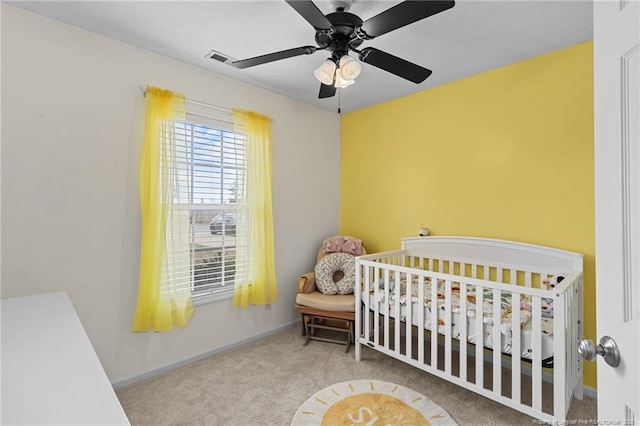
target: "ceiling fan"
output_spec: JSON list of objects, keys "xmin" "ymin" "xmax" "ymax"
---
[{"xmin": 224, "ymin": 0, "xmax": 455, "ymax": 99}]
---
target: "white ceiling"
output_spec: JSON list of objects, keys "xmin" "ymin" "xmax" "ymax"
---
[{"xmin": 9, "ymin": 0, "xmax": 593, "ymax": 113}]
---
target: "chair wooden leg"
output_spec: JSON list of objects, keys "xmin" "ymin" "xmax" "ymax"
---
[
  {"xmin": 300, "ymin": 313, "xmax": 307, "ymax": 337},
  {"xmin": 295, "ymin": 305, "xmax": 355, "ymax": 351},
  {"xmin": 347, "ymin": 320, "xmax": 355, "ymax": 343}
]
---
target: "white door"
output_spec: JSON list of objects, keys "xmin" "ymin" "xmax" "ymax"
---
[{"xmin": 594, "ymin": 0, "xmax": 640, "ymax": 421}]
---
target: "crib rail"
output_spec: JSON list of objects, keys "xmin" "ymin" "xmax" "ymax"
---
[{"xmin": 355, "ymin": 250, "xmax": 583, "ymax": 423}]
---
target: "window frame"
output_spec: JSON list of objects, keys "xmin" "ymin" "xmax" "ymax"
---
[{"xmin": 175, "ymin": 113, "xmax": 249, "ymax": 305}]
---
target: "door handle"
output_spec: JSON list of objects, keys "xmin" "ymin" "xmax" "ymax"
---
[{"xmin": 578, "ymin": 335, "xmax": 620, "ymax": 367}]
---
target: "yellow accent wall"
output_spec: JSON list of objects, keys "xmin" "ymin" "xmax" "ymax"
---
[{"xmin": 341, "ymin": 41, "xmax": 595, "ymax": 388}]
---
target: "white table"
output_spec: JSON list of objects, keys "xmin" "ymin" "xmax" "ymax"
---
[{"xmin": 1, "ymin": 292, "xmax": 130, "ymax": 425}]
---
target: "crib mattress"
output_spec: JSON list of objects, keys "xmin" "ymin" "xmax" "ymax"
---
[{"xmin": 362, "ymin": 278, "xmax": 555, "ymax": 361}]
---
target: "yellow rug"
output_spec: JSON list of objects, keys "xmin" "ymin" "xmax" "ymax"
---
[{"xmin": 291, "ymin": 379, "xmax": 458, "ymax": 425}]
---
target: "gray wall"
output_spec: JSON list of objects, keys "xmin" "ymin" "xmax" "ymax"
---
[{"xmin": 1, "ymin": 5, "xmax": 341, "ymax": 383}]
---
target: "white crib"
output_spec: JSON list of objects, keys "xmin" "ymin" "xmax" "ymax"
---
[{"xmin": 355, "ymin": 236, "xmax": 584, "ymax": 422}]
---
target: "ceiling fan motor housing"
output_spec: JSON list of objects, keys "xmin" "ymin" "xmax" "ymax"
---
[{"xmin": 315, "ymin": 11, "xmax": 364, "ymax": 59}]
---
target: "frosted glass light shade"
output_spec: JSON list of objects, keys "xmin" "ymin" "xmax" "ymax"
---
[
  {"xmin": 313, "ymin": 60, "xmax": 336, "ymax": 85},
  {"xmin": 339, "ymin": 55, "xmax": 362, "ymax": 80},
  {"xmin": 334, "ymin": 71, "xmax": 355, "ymax": 88}
]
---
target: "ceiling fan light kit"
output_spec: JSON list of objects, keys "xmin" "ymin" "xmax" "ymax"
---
[
  {"xmin": 313, "ymin": 55, "xmax": 361, "ymax": 87},
  {"xmin": 220, "ymin": 0, "xmax": 455, "ymax": 99}
]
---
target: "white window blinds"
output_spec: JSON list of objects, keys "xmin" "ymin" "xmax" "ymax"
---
[{"xmin": 171, "ymin": 118, "xmax": 250, "ymax": 302}]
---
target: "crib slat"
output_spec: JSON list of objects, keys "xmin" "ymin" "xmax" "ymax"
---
[
  {"xmin": 445, "ymin": 280, "xmax": 452, "ymax": 375},
  {"xmin": 394, "ymin": 270, "xmax": 401, "ymax": 353},
  {"xmin": 384, "ymin": 268, "xmax": 390, "ymax": 350},
  {"xmin": 532, "ymin": 297, "xmax": 543, "ymax": 411},
  {"xmin": 431, "ymin": 275, "xmax": 439, "ymax": 369},
  {"xmin": 511, "ymin": 292, "xmax": 522, "ymax": 404},
  {"xmin": 406, "ymin": 273, "xmax": 413, "ymax": 359},
  {"xmin": 475, "ymin": 287, "xmax": 484, "ymax": 387},
  {"xmin": 355, "ymin": 263, "xmax": 363, "ymax": 361},
  {"xmin": 525, "ymin": 271, "xmax": 532, "ymax": 288},
  {"xmin": 492, "ymin": 288, "xmax": 502, "ymax": 395},
  {"xmin": 418, "ymin": 275, "xmax": 425, "ymax": 364},
  {"xmin": 372, "ymin": 266, "xmax": 380, "ymax": 347},
  {"xmin": 364, "ymin": 266, "xmax": 371, "ymax": 345},
  {"xmin": 459, "ymin": 282, "xmax": 468, "ymax": 382}
]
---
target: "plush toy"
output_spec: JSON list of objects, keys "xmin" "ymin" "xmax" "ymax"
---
[{"xmin": 542, "ymin": 275, "xmax": 565, "ymax": 289}]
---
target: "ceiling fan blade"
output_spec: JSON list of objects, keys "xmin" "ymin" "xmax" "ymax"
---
[
  {"xmin": 318, "ymin": 83, "xmax": 337, "ymax": 98},
  {"xmin": 359, "ymin": 47, "xmax": 432, "ymax": 83},
  {"xmin": 230, "ymin": 46, "xmax": 317, "ymax": 69},
  {"xmin": 285, "ymin": 0, "xmax": 334, "ymax": 31},
  {"xmin": 360, "ymin": 0, "xmax": 455, "ymax": 38}
]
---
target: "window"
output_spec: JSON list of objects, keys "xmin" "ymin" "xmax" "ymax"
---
[
  {"xmin": 174, "ymin": 118, "xmax": 249, "ymax": 304},
  {"xmin": 135, "ymin": 87, "xmax": 274, "ymax": 330}
]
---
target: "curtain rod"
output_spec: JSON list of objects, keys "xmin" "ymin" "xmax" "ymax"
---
[
  {"xmin": 185, "ymin": 97, "xmax": 231, "ymax": 113},
  {"xmin": 140, "ymin": 86, "xmax": 231, "ymax": 113},
  {"xmin": 139, "ymin": 86, "xmax": 275, "ymax": 122}
]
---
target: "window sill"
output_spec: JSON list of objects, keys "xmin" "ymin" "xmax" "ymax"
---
[{"xmin": 192, "ymin": 289, "xmax": 233, "ymax": 306}]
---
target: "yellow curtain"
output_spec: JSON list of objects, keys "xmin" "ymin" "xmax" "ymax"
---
[
  {"xmin": 132, "ymin": 86, "xmax": 194, "ymax": 331},
  {"xmin": 232, "ymin": 109, "xmax": 277, "ymax": 308}
]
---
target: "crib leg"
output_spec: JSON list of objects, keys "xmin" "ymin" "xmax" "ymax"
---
[{"xmin": 355, "ymin": 317, "xmax": 361, "ymax": 361}]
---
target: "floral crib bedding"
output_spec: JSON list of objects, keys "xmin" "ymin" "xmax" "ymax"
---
[{"xmin": 363, "ymin": 275, "xmax": 555, "ymax": 361}]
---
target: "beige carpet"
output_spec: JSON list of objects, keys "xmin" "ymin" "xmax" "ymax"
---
[{"xmin": 116, "ymin": 325, "xmax": 597, "ymax": 425}]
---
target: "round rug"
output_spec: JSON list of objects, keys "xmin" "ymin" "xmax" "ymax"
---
[{"xmin": 291, "ymin": 379, "xmax": 458, "ymax": 425}]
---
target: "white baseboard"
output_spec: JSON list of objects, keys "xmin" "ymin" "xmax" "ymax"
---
[
  {"xmin": 582, "ymin": 386, "xmax": 597, "ymax": 399},
  {"xmin": 111, "ymin": 320, "xmax": 300, "ymax": 389}
]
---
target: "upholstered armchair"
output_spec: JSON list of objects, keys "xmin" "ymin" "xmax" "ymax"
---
[{"xmin": 295, "ymin": 236, "xmax": 366, "ymax": 352}]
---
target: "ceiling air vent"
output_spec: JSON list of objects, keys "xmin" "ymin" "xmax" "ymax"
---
[{"xmin": 205, "ymin": 49, "xmax": 237, "ymax": 65}]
